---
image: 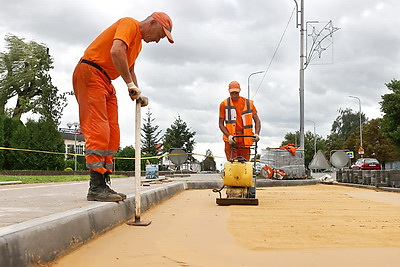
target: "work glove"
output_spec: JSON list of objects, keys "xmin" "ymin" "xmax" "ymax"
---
[
  {"xmin": 127, "ymin": 82, "xmax": 141, "ymax": 101},
  {"xmin": 253, "ymin": 134, "xmax": 260, "ymax": 142},
  {"xmin": 228, "ymin": 135, "xmax": 236, "ymax": 145},
  {"xmin": 137, "ymin": 95, "xmax": 149, "ymax": 107}
]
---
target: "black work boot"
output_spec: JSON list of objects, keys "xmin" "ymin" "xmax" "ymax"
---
[
  {"xmin": 103, "ymin": 172, "xmax": 127, "ymax": 200},
  {"xmin": 87, "ymin": 171, "xmax": 122, "ymax": 202}
]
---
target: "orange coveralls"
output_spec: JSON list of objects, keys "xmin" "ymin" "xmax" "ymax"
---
[
  {"xmin": 72, "ymin": 17, "xmax": 142, "ymax": 174},
  {"xmin": 219, "ymin": 96, "xmax": 258, "ymax": 161}
]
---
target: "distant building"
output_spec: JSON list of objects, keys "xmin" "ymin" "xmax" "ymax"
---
[{"xmin": 59, "ymin": 128, "xmax": 85, "ymax": 159}]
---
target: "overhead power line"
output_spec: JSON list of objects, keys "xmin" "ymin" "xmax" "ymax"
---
[{"xmin": 252, "ymin": 7, "xmax": 296, "ymax": 99}]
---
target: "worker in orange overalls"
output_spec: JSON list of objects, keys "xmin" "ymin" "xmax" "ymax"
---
[
  {"xmin": 73, "ymin": 12, "xmax": 174, "ymax": 202},
  {"xmin": 219, "ymin": 81, "xmax": 261, "ymax": 161}
]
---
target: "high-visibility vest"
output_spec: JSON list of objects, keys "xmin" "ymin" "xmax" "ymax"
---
[{"xmin": 223, "ymin": 97, "xmax": 254, "ymax": 145}]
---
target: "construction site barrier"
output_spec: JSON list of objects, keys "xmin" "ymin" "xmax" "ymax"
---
[
  {"xmin": 0, "ymin": 146, "xmax": 224, "ymax": 175},
  {"xmin": 0, "ymin": 146, "xmax": 222, "ymax": 161},
  {"xmin": 336, "ymin": 169, "xmax": 400, "ymax": 188}
]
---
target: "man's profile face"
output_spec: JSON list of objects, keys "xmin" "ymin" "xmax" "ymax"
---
[{"xmin": 143, "ymin": 21, "xmax": 166, "ymax": 43}]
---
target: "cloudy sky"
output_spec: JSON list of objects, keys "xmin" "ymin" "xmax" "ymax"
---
[{"xmin": 0, "ymin": 0, "xmax": 399, "ymax": 168}]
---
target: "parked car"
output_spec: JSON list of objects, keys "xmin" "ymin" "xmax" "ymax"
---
[{"xmin": 351, "ymin": 158, "xmax": 382, "ymax": 170}]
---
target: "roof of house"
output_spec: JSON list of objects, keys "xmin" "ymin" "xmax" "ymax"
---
[{"xmin": 61, "ymin": 132, "xmax": 85, "ymax": 142}]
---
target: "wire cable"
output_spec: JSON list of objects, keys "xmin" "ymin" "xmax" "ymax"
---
[{"xmin": 251, "ymin": 7, "xmax": 296, "ymax": 99}]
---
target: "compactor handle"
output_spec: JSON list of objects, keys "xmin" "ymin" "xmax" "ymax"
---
[
  {"xmin": 232, "ymin": 135, "xmax": 259, "ymax": 159},
  {"xmin": 232, "ymin": 135, "xmax": 257, "ymax": 142}
]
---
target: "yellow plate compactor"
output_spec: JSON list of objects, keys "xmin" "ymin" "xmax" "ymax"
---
[{"xmin": 213, "ymin": 135, "xmax": 259, "ymax": 206}]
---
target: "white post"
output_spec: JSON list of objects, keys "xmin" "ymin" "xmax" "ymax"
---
[
  {"xmin": 349, "ymin": 95, "xmax": 363, "ymax": 155},
  {"xmin": 127, "ymin": 98, "xmax": 151, "ymax": 226},
  {"xmin": 134, "ymin": 100, "xmax": 141, "ymax": 222},
  {"xmin": 74, "ymin": 131, "xmax": 77, "ymax": 171},
  {"xmin": 73, "ymin": 122, "xmax": 79, "ymax": 171}
]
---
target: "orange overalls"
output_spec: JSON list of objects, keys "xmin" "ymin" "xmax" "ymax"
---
[
  {"xmin": 219, "ymin": 96, "xmax": 257, "ymax": 161},
  {"xmin": 72, "ymin": 17, "xmax": 142, "ymax": 174}
]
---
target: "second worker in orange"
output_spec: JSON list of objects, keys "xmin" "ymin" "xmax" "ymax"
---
[{"xmin": 219, "ymin": 81, "xmax": 261, "ymax": 161}]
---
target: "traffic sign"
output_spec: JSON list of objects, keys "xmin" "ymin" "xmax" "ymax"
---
[{"xmin": 346, "ymin": 151, "xmax": 354, "ymax": 159}]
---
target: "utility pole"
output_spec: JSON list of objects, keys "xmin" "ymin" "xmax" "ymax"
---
[
  {"xmin": 299, "ymin": 0, "xmax": 305, "ymax": 150},
  {"xmin": 294, "ymin": 0, "xmax": 305, "ymax": 149},
  {"xmin": 294, "ymin": 0, "xmax": 339, "ymax": 150}
]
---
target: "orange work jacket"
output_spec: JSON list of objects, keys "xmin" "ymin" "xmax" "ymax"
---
[{"xmin": 223, "ymin": 97, "xmax": 254, "ymax": 146}]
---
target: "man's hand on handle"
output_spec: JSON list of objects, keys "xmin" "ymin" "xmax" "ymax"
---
[
  {"xmin": 253, "ymin": 134, "xmax": 260, "ymax": 142},
  {"xmin": 127, "ymin": 81, "xmax": 148, "ymax": 107},
  {"xmin": 228, "ymin": 135, "xmax": 236, "ymax": 145},
  {"xmin": 137, "ymin": 95, "xmax": 149, "ymax": 107},
  {"xmin": 127, "ymin": 82, "xmax": 141, "ymax": 101}
]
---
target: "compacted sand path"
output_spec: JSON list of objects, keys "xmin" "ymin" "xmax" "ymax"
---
[{"xmin": 50, "ymin": 184, "xmax": 400, "ymax": 266}]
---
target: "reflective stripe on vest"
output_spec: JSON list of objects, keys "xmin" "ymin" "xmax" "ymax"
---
[
  {"xmin": 225, "ymin": 98, "xmax": 236, "ymax": 124},
  {"xmin": 223, "ymin": 97, "xmax": 254, "ymax": 145},
  {"xmin": 242, "ymin": 98, "xmax": 253, "ymax": 130}
]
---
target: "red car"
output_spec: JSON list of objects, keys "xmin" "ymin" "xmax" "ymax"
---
[{"xmin": 351, "ymin": 158, "xmax": 382, "ymax": 170}]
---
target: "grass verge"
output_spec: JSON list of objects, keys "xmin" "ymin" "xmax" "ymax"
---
[{"xmin": 0, "ymin": 174, "xmax": 127, "ymax": 184}]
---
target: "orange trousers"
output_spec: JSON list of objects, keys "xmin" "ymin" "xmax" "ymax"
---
[
  {"xmin": 224, "ymin": 138, "xmax": 251, "ymax": 161},
  {"xmin": 72, "ymin": 62, "xmax": 120, "ymax": 174}
]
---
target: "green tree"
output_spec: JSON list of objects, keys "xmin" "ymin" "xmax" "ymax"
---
[
  {"xmin": 281, "ymin": 131, "xmax": 300, "ymax": 148},
  {"xmin": 324, "ymin": 133, "xmax": 343, "ymax": 157},
  {"xmin": 0, "ymin": 115, "xmax": 5, "ymax": 168},
  {"xmin": 115, "ymin": 146, "xmax": 135, "ymax": 171},
  {"xmin": 163, "ymin": 115, "xmax": 196, "ymax": 161},
  {"xmin": 331, "ymin": 108, "xmax": 368, "ymax": 143},
  {"xmin": 7, "ymin": 119, "xmax": 65, "ymax": 170},
  {"xmin": 201, "ymin": 149, "xmax": 216, "ymax": 171},
  {"xmin": 380, "ymin": 79, "xmax": 400, "ymax": 149},
  {"xmin": 326, "ymin": 108, "xmax": 368, "ymax": 152},
  {"xmin": 1, "ymin": 116, "xmax": 24, "ymax": 170},
  {"xmin": 344, "ymin": 118, "xmax": 400, "ymax": 165},
  {"xmin": 141, "ymin": 108, "xmax": 163, "ymax": 157},
  {"xmin": 0, "ymin": 34, "xmax": 67, "ymax": 124}
]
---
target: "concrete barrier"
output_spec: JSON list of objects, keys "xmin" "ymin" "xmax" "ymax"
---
[
  {"xmin": 341, "ymin": 171, "xmax": 349, "ymax": 183},
  {"xmin": 337, "ymin": 169, "xmax": 400, "ymax": 188},
  {"xmin": 389, "ymin": 170, "xmax": 400, "ymax": 187},
  {"xmin": 363, "ymin": 170, "xmax": 372, "ymax": 185},
  {"xmin": 336, "ymin": 171, "xmax": 343, "ymax": 182}
]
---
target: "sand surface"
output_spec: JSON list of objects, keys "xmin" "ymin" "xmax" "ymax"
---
[{"xmin": 50, "ymin": 184, "xmax": 400, "ymax": 266}]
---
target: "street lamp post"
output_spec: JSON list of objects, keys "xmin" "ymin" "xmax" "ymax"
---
[
  {"xmin": 67, "ymin": 122, "xmax": 80, "ymax": 171},
  {"xmin": 306, "ymin": 119, "xmax": 316, "ymax": 156},
  {"xmin": 349, "ymin": 95, "xmax": 363, "ymax": 156},
  {"xmin": 247, "ymin": 71, "xmax": 265, "ymax": 99}
]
